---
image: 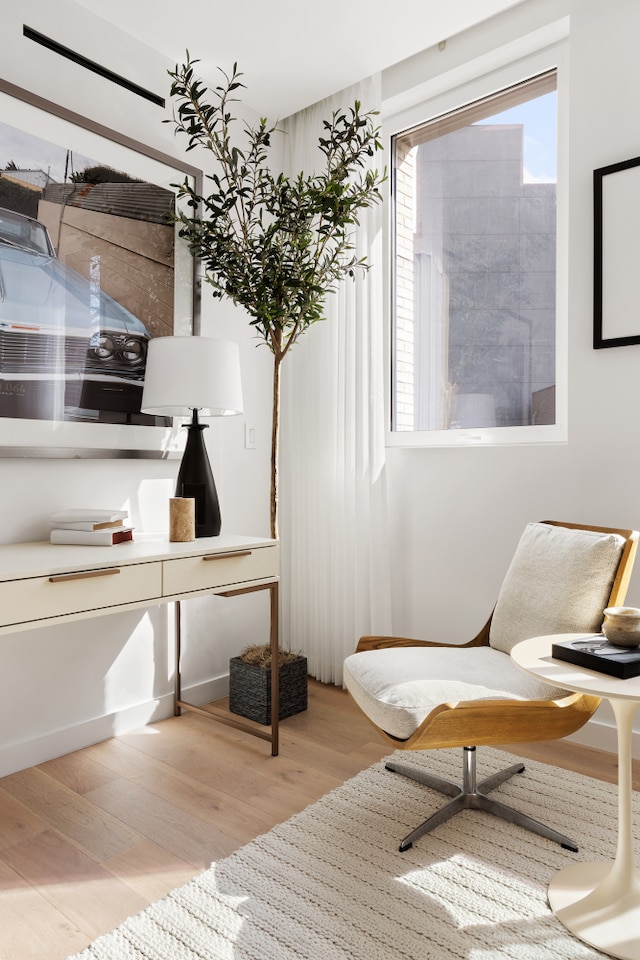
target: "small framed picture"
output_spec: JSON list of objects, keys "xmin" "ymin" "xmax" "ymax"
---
[{"xmin": 594, "ymin": 155, "xmax": 640, "ymax": 349}]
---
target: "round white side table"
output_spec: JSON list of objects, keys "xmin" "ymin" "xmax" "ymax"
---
[{"xmin": 512, "ymin": 633, "xmax": 640, "ymax": 960}]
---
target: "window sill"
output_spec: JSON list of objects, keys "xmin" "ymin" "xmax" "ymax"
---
[{"xmin": 385, "ymin": 424, "xmax": 567, "ymax": 448}]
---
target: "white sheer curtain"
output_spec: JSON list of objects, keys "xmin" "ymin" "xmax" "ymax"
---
[{"xmin": 279, "ymin": 76, "xmax": 392, "ymax": 685}]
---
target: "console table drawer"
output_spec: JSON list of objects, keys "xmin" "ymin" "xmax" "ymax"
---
[
  {"xmin": 163, "ymin": 545, "xmax": 279, "ymax": 596},
  {"xmin": 0, "ymin": 561, "xmax": 163, "ymax": 627}
]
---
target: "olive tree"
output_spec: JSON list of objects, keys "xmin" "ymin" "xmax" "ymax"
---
[{"xmin": 167, "ymin": 56, "xmax": 385, "ymax": 538}]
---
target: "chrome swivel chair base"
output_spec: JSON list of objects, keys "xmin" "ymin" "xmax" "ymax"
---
[{"xmin": 386, "ymin": 745, "xmax": 578, "ymax": 853}]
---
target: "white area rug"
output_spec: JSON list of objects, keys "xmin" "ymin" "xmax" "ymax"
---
[{"xmin": 68, "ymin": 747, "xmax": 627, "ymax": 959}]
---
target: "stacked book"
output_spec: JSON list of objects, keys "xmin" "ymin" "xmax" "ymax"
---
[{"xmin": 49, "ymin": 509, "xmax": 134, "ymax": 546}]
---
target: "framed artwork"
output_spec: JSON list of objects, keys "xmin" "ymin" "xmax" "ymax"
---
[
  {"xmin": 594, "ymin": 155, "xmax": 640, "ymax": 349},
  {"xmin": 0, "ymin": 77, "xmax": 202, "ymax": 457}
]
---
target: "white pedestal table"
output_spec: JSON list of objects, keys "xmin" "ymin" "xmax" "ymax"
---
[{"xmin": 512, "ymin": 633, "xmax": 640, "ymax": 960}]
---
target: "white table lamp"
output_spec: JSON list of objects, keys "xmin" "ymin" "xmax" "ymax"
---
[{"xmin": 141, "ymin": 336, "xmax": 243, "ymax": 537}]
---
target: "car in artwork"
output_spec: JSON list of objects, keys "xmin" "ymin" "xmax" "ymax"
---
[{"xmin": 0, "ymin": 206, "xmax": 152, "ymax": 421}]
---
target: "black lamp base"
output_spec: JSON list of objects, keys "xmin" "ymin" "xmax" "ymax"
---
[{"xmin": 176, "ymin": 409, "xmax": 221, "ymax": 537}]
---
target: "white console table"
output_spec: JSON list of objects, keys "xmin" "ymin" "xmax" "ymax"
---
[{"xmin": 0, "ymin": 533, "xmax": 281, "ymax": 754}]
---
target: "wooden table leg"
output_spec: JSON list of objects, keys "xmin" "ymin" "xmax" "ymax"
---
[
  {"xmin": 269, "ymin": 580, "xmax": 279, "ymax": 756},
  {"xmin": 174, "ymin": 581, "xmax": 280, "ymax": 755}
]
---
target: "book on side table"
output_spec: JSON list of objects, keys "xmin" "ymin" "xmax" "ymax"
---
[{"xmin": 552, "ymin": 635, "xmax": 640, "ymax": 679}]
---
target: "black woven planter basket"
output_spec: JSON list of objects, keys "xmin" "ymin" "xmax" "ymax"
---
[{"xmin": 229, "ymin": 655, "xmax": 308, "ymax": 725}]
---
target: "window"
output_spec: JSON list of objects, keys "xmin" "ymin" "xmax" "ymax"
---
[{"xmin": 391, "ymin": 70, "xmax": 559, "ymax": 442}]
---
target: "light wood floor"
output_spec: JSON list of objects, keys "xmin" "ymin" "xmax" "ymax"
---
[{"xmin": 0, "ymin": 679, "xmax": 636, "ymax": 960}]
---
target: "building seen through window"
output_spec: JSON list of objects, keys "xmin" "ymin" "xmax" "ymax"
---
[{"xmin": 392, "ymin": 71, "xmax": 557, "ymax": 435}]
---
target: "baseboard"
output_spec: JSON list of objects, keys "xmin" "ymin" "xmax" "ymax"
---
[
  {"xmin": 2, "ymin": 680, "xmax": 636, "ymax": 779},
  {"xmin": 568, "ymin": 714, "xmax": 640, "ymax": 760},
  {"xmin": 0, "ymin": 675, "xmax": 230, "ymax": 778}
]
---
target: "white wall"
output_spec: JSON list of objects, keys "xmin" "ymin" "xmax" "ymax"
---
[
  {"xmin": 0, "ymin": 0, "xmax": 274, "ymax": 775},
  {"xmin": 382, "ymin": 0, "xmax": 640, "ymax": 754}
]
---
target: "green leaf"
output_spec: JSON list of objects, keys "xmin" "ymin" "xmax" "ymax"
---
[{"xmin": 167, "ymin": 58, "xmax": 386, "ymax": 359}]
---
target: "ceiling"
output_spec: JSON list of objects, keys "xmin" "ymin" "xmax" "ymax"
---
[{"xmin": 73, "ymin": 0, "xmax": 526, "ymax": 118}]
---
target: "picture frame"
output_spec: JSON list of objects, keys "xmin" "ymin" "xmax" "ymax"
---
[
  {"xmin": 594, "ymin": 155, "xmax": 640, "ymax": 349},
  {"xmin": 0, "ymin": 77, "xmax": 202, "ymax": 457}
]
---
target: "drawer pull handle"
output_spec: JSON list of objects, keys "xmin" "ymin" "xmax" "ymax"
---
[
  {"xmin": 49, "ymin": 568, "xmax": 121, "ymax": 583},
  {"xmin": 202, "ymin": 550, "xmax": 252, "ymax": 562}
]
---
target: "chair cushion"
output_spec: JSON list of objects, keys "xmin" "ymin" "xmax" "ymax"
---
[
  {"xmin": 343, "ymin": 645, "xmax": 566, "ymax": 741},
  {"xmin": 489, "ymin": 522, "xmax": 625, "ymax": 654}
]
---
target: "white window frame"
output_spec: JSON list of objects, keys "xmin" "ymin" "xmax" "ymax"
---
[{"xmin": 383, "ymin": 31, "xmax": 569, "ymax": 449}]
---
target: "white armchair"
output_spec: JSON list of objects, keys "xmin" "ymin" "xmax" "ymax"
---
[{"xmin": 344, "ymin": 521, "xmax": 638, "ymax": 852}]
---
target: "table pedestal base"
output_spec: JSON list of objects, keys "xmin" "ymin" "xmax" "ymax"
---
[{"xmin": 549, "ymin": 861, "xmax": 640, "ymax": 960}]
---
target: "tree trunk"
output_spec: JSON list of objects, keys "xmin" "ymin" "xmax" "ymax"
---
[{"xmin": 270, "ymin": 352, "xmax": 282, "ymax": 540}]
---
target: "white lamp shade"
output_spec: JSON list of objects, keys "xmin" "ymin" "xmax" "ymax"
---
[{"xmin": 141, "ymin": 336, "xmax": 244, "ymax": 417}]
